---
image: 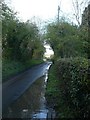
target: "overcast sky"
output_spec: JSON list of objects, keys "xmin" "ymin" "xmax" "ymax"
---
[{"xmin": 5, "ymin": 0, "xmax": 89, "ymax": 24}]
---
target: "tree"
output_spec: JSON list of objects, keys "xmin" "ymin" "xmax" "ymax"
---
[
  {"xmin": 2, "ymin": 2, "xmax": 19, "ymax": 58},
  {"xmin": 72, "ymin": 0, "xmax": 89, "ymax": 26},
  {"xmin": 81, "ymin": 3, "xmax": 90, "ymax": 58},
  {"xmin": 45, "ymin": 20, "xmax": 86, "ymax": 58},
  {"xmin": 2, "ymin": 3, "xmax": 44, "ymax": 61}
]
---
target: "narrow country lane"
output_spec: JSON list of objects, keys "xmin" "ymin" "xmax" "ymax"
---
[{"xmin": 2, "ymin": 62, "xmax": 52, "ymax": 112}]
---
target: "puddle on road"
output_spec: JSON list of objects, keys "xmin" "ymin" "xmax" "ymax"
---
[{"xmin": 3, "ymin": 71, "xmax": 55, "ymax": 119}]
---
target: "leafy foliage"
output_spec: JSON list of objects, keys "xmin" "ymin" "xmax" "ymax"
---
[
  {"xmin": 2, "ymin": 3, "xmax": 45, "ymax": 80},
  {"xmin": 2, "ymin": 3, "xmax": 44, "ymax": 61},
  {"xmin": 45, "ymin": 21, "xmax": 88, "ymax": 58},
  {"xmin": 46, "ymin": 58, "xmax": 89, "ymax": 118}
]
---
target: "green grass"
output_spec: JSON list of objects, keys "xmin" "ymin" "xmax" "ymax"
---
[
  {"xmin": 25, "ymin": 59, "xmax": 43, "ymax": 67},
  {"xmin": 2, "ymin": 59, "xmax": 43, "ymax": 82},
  {"xmin": 45, "ymin": 65, "xmax": 60, "ymax": 108}
]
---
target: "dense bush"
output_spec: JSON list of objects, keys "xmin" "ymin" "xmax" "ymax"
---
[{"xmin": 46, "ymin": 57, "xmax": 90, "ymax": 118}]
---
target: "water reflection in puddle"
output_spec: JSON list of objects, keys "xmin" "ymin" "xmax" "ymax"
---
[
  {"xmin": 3, "ymin": 72, "xmax": 55, "ymax": 119},
  {"xmin": 32, "ymin": 110, "xmax": 48, "ymax": 119}
]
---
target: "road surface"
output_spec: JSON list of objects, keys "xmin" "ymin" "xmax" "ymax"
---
[{"xmin": 2, "ymin": 62, "xmax": 52, "ymax": 112}]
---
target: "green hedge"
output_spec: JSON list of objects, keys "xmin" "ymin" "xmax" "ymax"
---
[{"xmin": 46, "ymin": 57, "xmax": 90, "ymax": 118}]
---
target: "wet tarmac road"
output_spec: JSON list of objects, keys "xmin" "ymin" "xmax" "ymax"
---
[{"xmin": 2, "ymin": 62, "xmax": 52, "ymax": 112}]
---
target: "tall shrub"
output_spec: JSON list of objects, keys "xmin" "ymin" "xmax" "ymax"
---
[{"xmin": 54, "ymin": 57, "xmax": 89, "ymax": 118}]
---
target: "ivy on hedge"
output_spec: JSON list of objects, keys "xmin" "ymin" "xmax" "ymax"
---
[{"xmin": 53, "ymin": 57, "xmax": 89, "ymax": 118}]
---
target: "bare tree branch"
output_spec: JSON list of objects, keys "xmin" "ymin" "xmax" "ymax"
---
[{"xmin": 72, "ymin": 0, "xmax": 89, "ymax": 26}]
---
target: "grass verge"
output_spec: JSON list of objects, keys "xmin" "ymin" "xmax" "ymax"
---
[{"xmin": 2, "ymin": 59, "xmax": 43, "ymax": 82}]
